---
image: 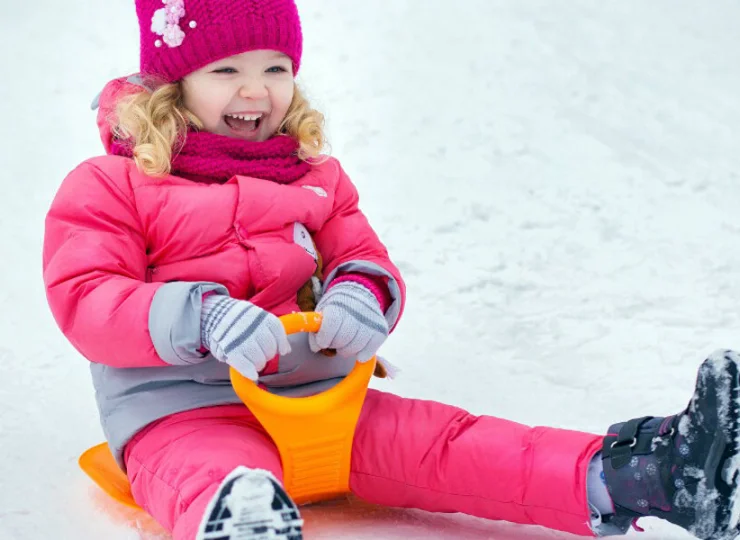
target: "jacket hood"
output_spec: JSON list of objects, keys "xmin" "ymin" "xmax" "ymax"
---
[{"xmin": 91, "ymin": 74, "xmax": 152, "ymax": 154}]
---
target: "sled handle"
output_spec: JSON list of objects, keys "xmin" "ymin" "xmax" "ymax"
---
[{"xmin": 230, "ymin": 312, "xmax": 375, "ymax": 504}]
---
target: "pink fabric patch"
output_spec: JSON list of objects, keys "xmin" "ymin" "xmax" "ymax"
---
[
  {"xmin": 328, "ymin": 274, "xmax": 392, "ymax": 313},
  {"xmin": 260, "ymin": 355, "xmax": 280, "ymax": 376}
]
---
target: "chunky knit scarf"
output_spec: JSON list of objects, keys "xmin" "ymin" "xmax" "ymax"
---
[{"xmin": 112, "ymin": 131, "xmax": 311, "ymax": 184}]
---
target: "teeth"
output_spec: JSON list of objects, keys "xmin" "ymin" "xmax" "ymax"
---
[{"xmin": 226, "ymin": 113, "xmax": 263, "ymax": 121}]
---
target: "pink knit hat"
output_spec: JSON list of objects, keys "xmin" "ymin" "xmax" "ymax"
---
[{"xmin": 135, "ymin": 0, "xmax": 303, "ymax": 83}]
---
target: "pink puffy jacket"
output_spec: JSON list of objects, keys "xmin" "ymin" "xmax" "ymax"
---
[{"xmin": 42, "ymin": 77, "xmax": 405, "ymax": 465}]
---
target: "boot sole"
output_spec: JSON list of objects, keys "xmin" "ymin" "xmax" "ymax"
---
[
  {"xmin": 197, "ymin": 467, "xmax": 304, "ymax": 540},
  {"xmin": 691, "ymin": 350, "xmax": 740, "ymax": 540}
]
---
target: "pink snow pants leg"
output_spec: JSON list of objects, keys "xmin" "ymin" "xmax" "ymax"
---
[
  {"xmin": 124, "ymin": 404, "xmax": 282, "ymax": 540},
  {"xmin": 125, "ymin": 392, "xmax": 603, "ymax": 540},
  {"xmin": 350, "ymin": 391, "xmax": 602, "ymax": 537}
]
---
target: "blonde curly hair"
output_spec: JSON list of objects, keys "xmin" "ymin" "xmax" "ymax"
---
[{"xmin": 114, "ymin": 80, "xmax": 326, "ymax": 177}]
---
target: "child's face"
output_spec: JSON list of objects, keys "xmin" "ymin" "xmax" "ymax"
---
[{"xmin": 182, "ymin": 50, "xmax": 295, "ymax": 142}]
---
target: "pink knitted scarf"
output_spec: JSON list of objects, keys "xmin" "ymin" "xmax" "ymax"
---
[{"xmin": 112, "ymin": 131, "xmax": 311, "ymax": 184}]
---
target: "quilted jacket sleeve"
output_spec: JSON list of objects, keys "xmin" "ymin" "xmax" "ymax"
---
[{"xmin": 43, "ymin": 161, "xmax": 224, "ymax": 368}]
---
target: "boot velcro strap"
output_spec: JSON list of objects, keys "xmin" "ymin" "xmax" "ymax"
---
[
  {"xmin": 604, "ymin": 416, "xmax": 656, "ymax": 469},
  {"xmin": 616, "ymin": 416, "xmax": 653, "ymax": 445}
]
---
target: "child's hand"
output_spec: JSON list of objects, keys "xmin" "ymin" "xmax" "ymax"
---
[
  {"xmin": 201, "ymin": 295, "xmax": 291, "ymax": 380},
  {"xmin": 309, "ymin": 282, "xmax": 389, "ymax": 362}
]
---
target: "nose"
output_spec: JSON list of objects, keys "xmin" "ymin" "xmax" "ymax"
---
[{"xmin": 238, "ymin": 77, "xmax": 269, "ymax": 100}]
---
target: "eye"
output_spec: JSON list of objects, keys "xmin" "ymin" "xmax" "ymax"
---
[
  {"xmin": 266, "ymin": 65, "xmax": 289, "ymax": 74},
  {"xmin": 212, "ymin": 67, "xmax": 237, "ymax": 74}
]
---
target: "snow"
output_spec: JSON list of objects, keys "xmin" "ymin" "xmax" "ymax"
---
[{"xmin": 2, "ymin": 0, "xmax": 740, "ymax": 538}]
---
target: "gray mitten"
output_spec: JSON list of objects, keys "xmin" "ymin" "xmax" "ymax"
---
[
  {"xmin": 308, "ymin": 282, "xmax": 388, "ymax": 362},
  {"xmin": 201, "ymin": 295, "xmax": 291, "ymax": 380}
]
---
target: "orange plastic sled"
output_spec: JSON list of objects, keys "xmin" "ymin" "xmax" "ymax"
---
[{"xmin": 79, "ymin": 311, "xmax": 376, "ymax": 510}]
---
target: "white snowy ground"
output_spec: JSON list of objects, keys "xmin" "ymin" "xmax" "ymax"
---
[{"xmin": 1, "ymin": 0, "xmax": 739, "ymax": 538}]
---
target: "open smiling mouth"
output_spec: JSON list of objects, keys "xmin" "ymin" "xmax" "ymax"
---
[{"xmin": 224, "ymin": 113, "xmax": 263, "ymax": 133}]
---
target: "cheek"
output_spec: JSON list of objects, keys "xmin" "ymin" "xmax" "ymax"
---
[
  {"xmin": 183, "ymin": 84, "xmax": 228, "ymax": 128},
  {"xmin": 271, "ymin": 84, "xmax": 295, "ymax": 119},
  {"xmin": 197, "ymin": 104, "xmax": 224, "ymax": 128}
]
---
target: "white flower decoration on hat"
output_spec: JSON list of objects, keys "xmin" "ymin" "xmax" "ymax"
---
[{"xmin": 151, "ymin": 0, "xmax": 188, "ymax": 48}]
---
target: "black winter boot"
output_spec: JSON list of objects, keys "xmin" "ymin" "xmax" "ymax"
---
[{"xmin": 601, "ymin": 350, "xmax": 740, "ymax": 539}]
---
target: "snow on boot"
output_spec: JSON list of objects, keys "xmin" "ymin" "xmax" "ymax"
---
[
  {"xmin": 196, "ymin": 466, "xmax": 303, "ymax": 540},
  {"xmin": 601, "ymin": 350, "xmax": 740, "ymax": 539}
]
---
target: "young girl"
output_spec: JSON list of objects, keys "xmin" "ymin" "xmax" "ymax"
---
[{"xmin": 43, "ymin": 1, "xmax": 740, "ymax": 539}]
